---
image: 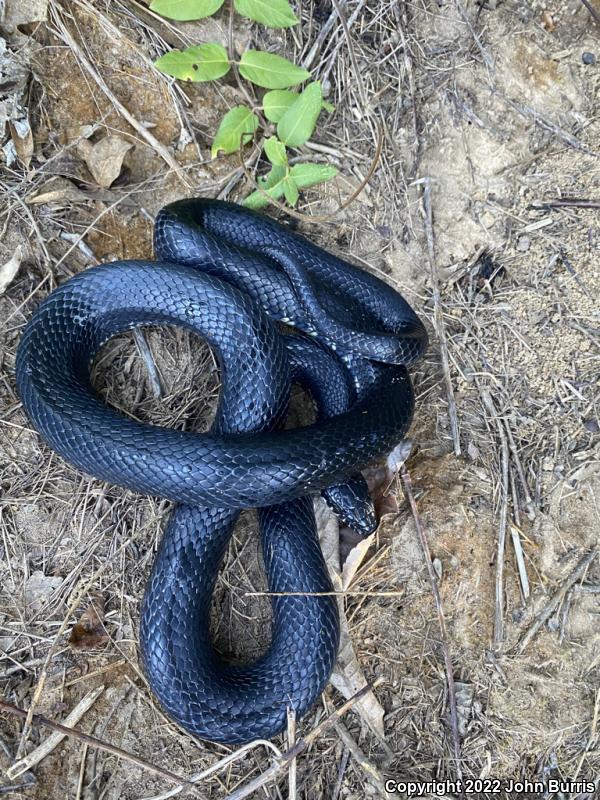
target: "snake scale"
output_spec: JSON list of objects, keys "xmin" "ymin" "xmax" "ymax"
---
[{"xmin": 16, "ymin": 199, "xmax": 427, "ymax": 744}]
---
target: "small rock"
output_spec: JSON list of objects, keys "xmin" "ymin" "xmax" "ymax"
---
[
  {"xmin": 516, "ymin": 236, "xmax": 531, "ymax": 252},
  {"xmin": 25, "ymin": 571, "xmax": 62, "ymax": 611},
  {"xmin": 582, "ymin": 52, "xmax": 596, "ymax": 66},
  {"xmin": 583, "ymin": 417, "xmax": 599, "ymax": 433}
]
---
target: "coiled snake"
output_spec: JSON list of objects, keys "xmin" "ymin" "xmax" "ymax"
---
[{"xmin": 16, "ymin": 199, "xmax": 427, "ymax": 744}]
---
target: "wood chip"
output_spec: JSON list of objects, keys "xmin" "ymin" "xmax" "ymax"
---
[
  {"xmin": 8, "ymin": 118, "xmax": 33, "ymax": 168},
  {"xmin": 0, "ymin": 245, "xmax": 23, "ymax": 295}
]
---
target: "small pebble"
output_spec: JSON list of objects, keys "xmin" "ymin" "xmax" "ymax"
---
[
  {"xmin": 516, "ymin": 235, "xmax": 531, "ymax": 252},
  {"xmin": 582, "ymin": 52, "xmax": 596, "ymax": 65}
]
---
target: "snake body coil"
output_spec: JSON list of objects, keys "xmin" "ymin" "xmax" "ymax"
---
[{"xmin": 16, "ymin": 199, "xmax": 427, "ymax": 744}]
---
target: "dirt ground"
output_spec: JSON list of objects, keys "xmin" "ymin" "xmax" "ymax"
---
[{"xmin": 1, "ymin": 0, "xmax": 599, "ymax": 798}]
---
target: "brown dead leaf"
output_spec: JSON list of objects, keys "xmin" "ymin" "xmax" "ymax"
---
[
  {"xmin": 541, "ymin": 11, "xmax": 556, "ymax": 32},
  {"xmin": 0, "ymin": 245, "xmax": 23, "ymax": 295},
  {"xmin": 69, "ymin": 594, "xmax": 109, "ymax": 650},
  {"xmin": 78, "ymin": 135, "xmax": 133, "ymax": 188},
  {"xmin": 364, "ymin": 464, "xmax": 399, "ymax": 519},
  {"xmin": 316, "ymin": 498, "xmax": 386, "ymax": 740}
]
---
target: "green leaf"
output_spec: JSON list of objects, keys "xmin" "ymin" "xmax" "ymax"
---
[
  {"xmin": 263, "ymin": 90, "xmax": 298, "ymax": 122},
  {"xmin": 277, "ymin": 81, "xmax": 322, "ymax": 147},
  {"xmin": 155, "ymin": 43, "xmax": 230, "ymax": 82},
  {"xmin": 150, "ymin": 0, "xmax": 225, "ymax": 21},
  {"xmin": 233, "ymin": 0, "xmax": 297, "ymax": 27},
  {"xmin": 239, "ymin": 50, "xmax": 309, "ymax": 89},
  {"xmin": 290, "ymin": 162, "xmax": 338, "ymax": 188},
  {"xmin": 323, "ymin": 100, "xmax": 335, "ymax": 113},
  {"xmin": 263, "ymin": 136, "xmax": 288, "ymax": 166},
  {"xmin": 211, "ymin": 106, "xmax": 259, "ymax": 158},
  {"xmin": 283, "ymin": 175, "xmax": 299, "ymax": 205},
  {"xmin": 260, "ymin": 164, "xmax": 287, "ymax": 188},
  {"xmin": 244, "ymin": 165, "xmax": 287, "ymax": 208}
]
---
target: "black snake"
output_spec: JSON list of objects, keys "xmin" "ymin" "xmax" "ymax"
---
[{"xmin": 16, "ymin": 199, "xmax": 427, "ymax": 744}]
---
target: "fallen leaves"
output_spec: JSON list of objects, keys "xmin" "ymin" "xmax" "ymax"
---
[
  {"xmin": 77, "ymin": 134, "xmax": 133, "ymax": 188},
  {"xmin": 27, "ymin": 177, "xmax": 90, "ymax": 206},
  {"xmin": 69, "ymin": 594, "xmax": 109, "ymax": 650},
  {"xmin": 341, "ymin": 532, "xmax": 376, "ymax": 592},
  {"xmin": 0, "ymin": 37, "xmax": 32, "ymax": 167}
]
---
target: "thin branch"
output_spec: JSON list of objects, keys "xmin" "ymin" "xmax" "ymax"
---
[
  {"xmin": 6, "ymin": 687, "xmax": 104, "ymax": 780},
  {"xmin": 329, "ymin": 0, "xmax": 368, "ymax": 109},
  {"xmin": 417, "ymin": 177, "xmax": 461, "ymax": 456},
  {"xmin": 0, "ymin": 697, "xmax": 198, "ymax": 791},
  {"xmin": 480, "ymin": 389, "xmax": 510, "ymax": 647},
  {"xmin": 286, "ymin": 707, "xmax": 297, "ymax": 800},
  {"xmin": 531, "ymin": 198, "xmax": 600, "ymax": 210},
  {"xmin": 579, "ymin": 0, "xmax": 600, "ymax": 26}
]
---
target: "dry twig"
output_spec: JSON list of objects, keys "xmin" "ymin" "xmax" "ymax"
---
[
  {"xmin": 480, "ymin": 389, "xmax": 510, "ymax": 647},
  {"xmin": 515, "ymin": 548, "xmax": 598, "ymax": 654},
  {"xmin": 0, "ymin": 696, "xmax": 197, "ymax": 790},
  {"xmin": 417, "ymin": 177, "xmax": 461, "ymax": 456}
]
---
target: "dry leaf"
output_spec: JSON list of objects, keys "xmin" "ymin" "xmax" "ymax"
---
[
  {"xmin": 0, "ymin": 245, "xmax": 23, "ymax": 295},
  {"xmin": 316, "ymin": 498, "xmax": 386, "ymax": 740},
  {"xmin": 330, "ymin": 630, "xmax": 386, "ymax": 741},
  {"xmin": 79, "ymin": 135, "xmax": 133, "ymax": 188},
  {"xmin": 341, "ymin": 532, "xmax": 376, "ymax": 592},
  {"xmin": 69, "ymin": 594, "xmax": 109, "ymax": 650},
  {"xmin": 8, "ymin": 117, "xmax": 33, "ymax": 167}
]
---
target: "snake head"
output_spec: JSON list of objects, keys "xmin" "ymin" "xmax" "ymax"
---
[{"xmin": 322, "ymin": 476, "xmax": 378, "ymax": 536}]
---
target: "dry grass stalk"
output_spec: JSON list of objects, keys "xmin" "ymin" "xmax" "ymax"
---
[
  {"xmin": 418, "ymin": 177, "xmax": 461, "ymax": 456},
  {"xmin": 222, "ymin": 679, "xmax": 384, "ymax": 800}
]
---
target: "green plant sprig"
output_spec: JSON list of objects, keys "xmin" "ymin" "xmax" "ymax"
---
[{"xmin": 150, "ymin": 0, "xmax": 338, "ymax": 209}]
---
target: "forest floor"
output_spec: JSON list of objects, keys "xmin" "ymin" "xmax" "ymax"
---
[{"xmin": 0, "ymin": 1, "xmax": 599, "ymax": 798}]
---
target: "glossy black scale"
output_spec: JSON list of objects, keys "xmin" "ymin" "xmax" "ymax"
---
[{"xmin": 16, "ymin": 199, "xmax": 427, "ymax": 744}]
